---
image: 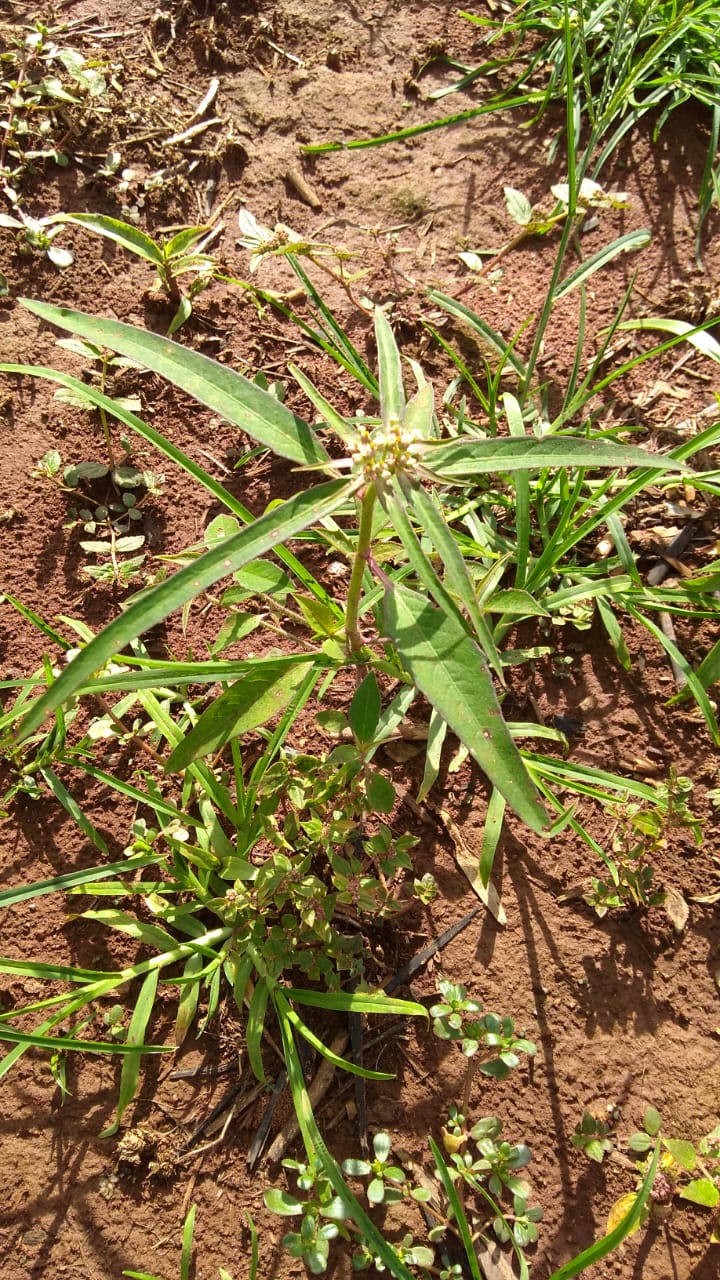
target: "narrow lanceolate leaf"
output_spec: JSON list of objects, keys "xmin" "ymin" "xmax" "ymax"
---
[
  {"xmin": 165, "ymin": 661, "xmax": 314, "ymax": 772},
  {"xmin": 375, "ymin": 307, "xmax": 405, "ymax": 426},
  {"xmin": 546, "ymin": 1142, "xmax": 660, "ymax": 1280},
  {"xmin": 421, "ymin": 435, "xmax": 685, "ymax": 478},
  {"xmin": 616, "ymin": 316, "xmax": 720, "ymax": 365},
  {"xmin": 62, "ymin": 213, "xmax": 166, "ymax": 265},
  {"xmin": 0, "ymin": 1027, "xmax": 169, "ymax": 1054},
  {"xmin": 274, "ymin": 990, "xmax": 418, "ymax": 1280},
  {"xmin": 554, "ymin": 230, "xmax": 651, "ymax": 299},
  {"xmin": 384, "ymin": 583, "xmax": 550, "ymax": 834},
  {"xmin": 286, "ymin": 988, "xmax": 427, "ymax": 1019},
  {"xmin": 16, "ymin": 478, "xmax": 354, "ymax": 742},
  {"xmin": 17, "ymin": 299, "xmax": 330, "ymax": 465},
  {"xmin": 285, "ymin": 1008, "xmax": 394, "ymax": 1080},
  {"xmin": 0, "ymin": 856, "xmax": 160, "ymax": 909},
  {"xmin": 102, "ymin": 967, "xmax": 161, "ymax": 1137}
]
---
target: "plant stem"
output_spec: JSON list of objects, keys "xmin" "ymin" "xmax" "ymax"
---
[
  {"xmin": 99, "ymin": 355, "xmax": 116, "ymax": 467},
  {"xmin": 345, "ymin": 485, "xmax": 377, "ymax": 657}
]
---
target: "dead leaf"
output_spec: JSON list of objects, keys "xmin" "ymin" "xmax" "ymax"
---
[
  {"xmin": 663, "ymin": 885, "xmax": 689, "ymax": 933},
  {"xmin": 476, "ymin": 1238, "xmax": 517, "ymax": 1280},
  {"xmin": 607, "ymin": 1191, "xmax": 644, "ymax": 1236},
  {"xmin": 436, "ymin": 807, "xmax": 507, "ymax": 926}
]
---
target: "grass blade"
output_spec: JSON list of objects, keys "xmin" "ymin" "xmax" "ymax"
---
[
  {"xmin": 102, "ymin": 966, "xmax": 161, "ymax": 1136},
  {"xmin": 274, "ymin": 990, "xmax": 418, "ymax": 1280},
  {"xmin": 428, "ymin": 1136, "xmax": 483, "ymax": 1280},
  {"xmin": 546, "ymin": 1141, "xmax": 660, "ymax": 1280},
  {"xmin": 285, "ymin": 1007, "xmax": 394, "ymax": 1080},
  {"xmin": 181, "ymin": 1204, "xmax": 196, "ymax": 1280},
  {"xmin": 0, "ymin": 856, "xmax": 160, "ymax": 908}
]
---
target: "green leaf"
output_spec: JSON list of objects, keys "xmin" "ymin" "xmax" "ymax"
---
[
  {"xmin": 0, "ymin": 856, "xmax": 159, "ymax": 909},
  {"xmin": 181, "ymin": 1204, "xmax": 196, "ymax": 1280},
  {"xmin": 16, "ymin": 300, "xmax": 330, "ymax": 465},
  {"xmin": 246, "ymin": 977, "xmax": 269, "ymax": 1082},
  {"xmin": 617, "ymin": 316, "xmax": 720, "ymax": 364},
  {"xmin": 417, "ymin": 707, "xmax": 446, "ymax": 804},
  {"xmin": 423, "ymin": 435, "xmax": 684, "ymax": 478},
  {"xmin": 264, "ymin": 1188, "xmax": 304, "ymax": 1216},
  {"xmin": 679, "ymin": 1178, "xmax": 720, "ymax": 1208},
  {"xmin": 285, "ymin": 1008, "xmax": 393, "ymax": 1080},
  {"xmin": 365, "ymin": 770, "xmax": 395, "ymax": 813},
  {"xmin": 175, "ymin": 952, "xmax": 204, "ymax": 1046},
  {"xmin": 663, "ymin": 1138, "xmax": 696, "ymax": 1172},
  {"xmin": 349, "ymin": 673, "xmax": 381, "ymax": 745},
  {"xmin": 628, "ymin": 1132, "xmax": 653, "ymax": 1153},
  {"xmin": 102, "ymin": 966, "xmax": 161, "ymax": 1136},
  {"xmin": 63, "ymin": 214, "xmax": 165, "ymax": 266},
  {"xmin": 375, "ymin": 307, "xmax": 405, "ymax": 426},
  {"xmin": 383, "ymin": 583, "xmax": 550, "ymax": 834},
  {"xmin": 210, "ymin": 611, "xmax": 261, "ymax": 655},
  {"xmin": 644, "ymin": 1107, "xmax": 662, "ymax": 1136},
  {"xmin": 546, "ymin": 1142, "xmax": 660, "ymax": 1280},
  {"xmin": 504, "ymin": 186, "xmax": 533, "ymax": 226},
  {"xmin": 554, "ymin": 230, "xmax": 651, "ymax": 299},
  {"xmin": 429, "ymin": 1138, "xmax": 483, "ymax": 1280},
  {"xmin": 479, "ymin": 786, "xmax": 506, "ymax": 887},
  {"xmin": 296, "ymin": 595, "xmax": 342, "ymax": 636},
  {"xmin": 487, "ymin": 589, "xmax": 550, "ymax": 617},
  {"xmin": 0, "ymin": 1026, "xmax": 169, "ymax": 1054},
  {"xmin": 165, "ymin": 662, "xmax": 314, "ymax": 772},
  {"xmin": 286, "ymin": 988, "xmax": 426, "ymax": 1019},
  {"xmin": 273, "ymin": 991, "xmax": 418, "ymax": 1280},
  {"xmin": 15, "ymin": 478, "xmax": 353, "ymax": 742}
]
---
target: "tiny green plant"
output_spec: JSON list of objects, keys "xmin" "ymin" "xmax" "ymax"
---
[
  {"xmin": 579, "ymin": 1107, "xmax": 720, "ymax": 1243},
  {"xmin": 60, "ymin": 214, "xmax": 220, "ymax": 332},
  {"xmin": 571, "ymin": 1107, "xmax": 618, "ymax": 1163},
  {"xmin": 0, "ymin": 209, "xmax": 73, "ymax": 268},
  {"xmin": 0, "ymin": 21, "xmax": 109, "ymax": 202},
  {"xmin": 33, "ymin": 446, "xmax": 163, "ymax": 587},
  {"xmin": 584, "ymin": 773, "xmax": 701, "ymax": 917},
  {"xmin": 430, "ymin": 979, "xmax": 536, "ymax": 1111}
]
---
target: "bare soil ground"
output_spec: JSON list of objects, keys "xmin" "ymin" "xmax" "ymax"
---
[{"xmin": 1, "ymin": 3, "xmax": 720, "ymax": 1279}]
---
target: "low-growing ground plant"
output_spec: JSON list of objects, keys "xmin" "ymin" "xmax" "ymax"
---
[
  {"xmin": 584, "ymin": 772, "xmax": 701, "ymax": 917},
  {"xmin": 0, "ymin": 19, "xmax": 110, "ymax": 205},
  {"xmin": 60, "ymin": 213, "xmax": 220, "ymax": 332},
  {"xmin": 575, "ymin": 1106, "xmax": 720, "ymax": 1243},
  {"xmin": 0, "ymin": 289, "xmax": 688, "ymax": 1276}
]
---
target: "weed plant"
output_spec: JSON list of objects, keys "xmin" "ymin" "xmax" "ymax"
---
[
  {"xmin": 2, "ymin": 7, "xmax": 720, "ymax": 1275},
  {"xmin": 0, "ymin": 290, "xmax": 687, "ymax": 1274}
]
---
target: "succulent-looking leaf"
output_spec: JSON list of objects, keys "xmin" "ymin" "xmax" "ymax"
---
[{"xmin": 383, "ymin": 583, "xmax": 550, "ymax": 834}]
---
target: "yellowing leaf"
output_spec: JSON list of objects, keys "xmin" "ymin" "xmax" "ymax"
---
[{"xmin": 607, "ymin": 1193, "xmax": 643, "ymax": 1237}]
